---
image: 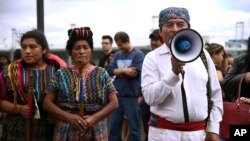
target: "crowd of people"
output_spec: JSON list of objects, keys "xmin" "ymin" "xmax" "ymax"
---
[{"xmin": 0, "ymin": 6, "xmax": 250, "ymax": 141}]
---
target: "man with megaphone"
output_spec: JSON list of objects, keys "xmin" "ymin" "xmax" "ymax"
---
[{"xmin": 141, "ymin": 7, "xmax": 223, "ymax": 141}]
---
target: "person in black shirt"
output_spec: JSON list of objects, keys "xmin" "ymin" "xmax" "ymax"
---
[
  {"xmin": 224, "ymin": 36, "xmax": 250, "ymax": 101},
  {"xmin": 99, "ymin": 35, "xmax": 115, "ymax": 69}
]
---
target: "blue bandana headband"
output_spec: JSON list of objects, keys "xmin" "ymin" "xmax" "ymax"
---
[{"xmin": 159, "ymin": 7, "xmax": 190, "ymax": 28}]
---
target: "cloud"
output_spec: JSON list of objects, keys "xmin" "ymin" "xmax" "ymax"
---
[
  {"xmin": 0, "ymin": 0, "xmax": 250, "ymax": 50},
  {"xmin": 44, "ymin": 0, "xmax": 155, "ymax": 48},
  {"xmin": 219, "ymin": 0, "xmax": 250, "ymax": 12}
]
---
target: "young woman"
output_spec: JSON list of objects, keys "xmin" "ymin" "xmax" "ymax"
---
[
  {"xmin": 205, "ymin": 42, "xmax": 228, "ymax": 84},
  {"xmin": 0, "ymin": 29, "xmax": 60, "ymax": 141}
]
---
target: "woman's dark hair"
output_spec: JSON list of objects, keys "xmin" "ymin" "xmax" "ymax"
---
[
  {"xmin": 21, "ymin": 29, "xmax": 49, "ymax": 56},
  {"xmin": 20, "ymin": 29, "xmax": 60, "ymax": 69},
  {"xmin": 13, "ymin": 49, "xmax": 22, "ymax": 61},
  {"xmin": 0, "ymin": 55, "xmax": 11, "ymax": 64},
  {"xmin": 0, "ymin": 55, "xmax": 11, "ymax": 72},
  {"xmin": 66, "ymin": 27, "xmax": 93, "ymax": 55},
  {"xmin": 205, "ymin": 42, "xmax": 224, "ymax": 56}
]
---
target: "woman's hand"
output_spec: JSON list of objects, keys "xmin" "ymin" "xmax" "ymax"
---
[
  {"xmin": 66, "ymin": 113, "xmax": 87, "ymax": 134},
  {"xmin": 18, "ymin": 105, "xmax": 30, "ymax": 118},
  {"xmin": 239, "ymin": 97, "xmax": 250, "ymax": 105},
  {"xmin": 83, "ymin": 115, "xmax": 96, "ymax": 128}
]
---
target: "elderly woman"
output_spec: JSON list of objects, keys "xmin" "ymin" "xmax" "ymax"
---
[
  {"xmin": 0, "ymin": 29, "xmax": 60, "ymax": 141},
  {"xmin": 43, "ymin": 27, "xmax": 118, "ymax": 141}
]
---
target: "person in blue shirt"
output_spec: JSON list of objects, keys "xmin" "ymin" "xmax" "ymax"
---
[{"xmin": 107, "ymin": 31, "xmax": 144, "ymax": 141}]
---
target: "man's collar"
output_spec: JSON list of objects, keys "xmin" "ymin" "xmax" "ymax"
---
[{"xmin": 156, "ymin": 44, "xmax": 171, "ymax": 55}]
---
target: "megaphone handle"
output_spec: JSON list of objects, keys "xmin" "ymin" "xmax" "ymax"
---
[
  {"xmin": 180, "ymin": 66, "xmax": 185, "ymax": 74},
  {"xmin": 171, "ymin": 57, "xmax": 185, "ymax": 75}
]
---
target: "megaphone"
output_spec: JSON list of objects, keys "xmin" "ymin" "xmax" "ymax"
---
[{"xmin": 170, "ymin": 29, "xmax": 203, "ymax": 63}]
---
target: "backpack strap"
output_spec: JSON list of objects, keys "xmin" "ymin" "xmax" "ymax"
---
[{"xmin": 200, "ymin": 50, "xmax": 213, "ymax": 121}]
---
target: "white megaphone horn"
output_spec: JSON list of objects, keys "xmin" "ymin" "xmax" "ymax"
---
[{"xmin": 170, "ymin": 29, "xmax": 203, "ymax": 63}]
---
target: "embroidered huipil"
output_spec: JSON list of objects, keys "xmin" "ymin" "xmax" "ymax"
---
[
  {"xmin": 0, "ymin": 60, "xmax": 57, "ymax": 141},
  {"xmin": 46, "ymin": 66, "xmax": 117, "ymax": 141}
]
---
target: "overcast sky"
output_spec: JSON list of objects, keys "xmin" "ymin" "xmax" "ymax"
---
[{"xmin": 0, "ymin": 0, "xmax": 250, "ymax": 50}]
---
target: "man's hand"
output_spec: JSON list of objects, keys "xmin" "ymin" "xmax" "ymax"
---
[
  {"xmin": 205, "ymin": 132, "xmax": 220, "ymax": 141},
  {"xmin": 123, "ymin": 67, "xmax": 137, "ymax": 77},
  {"xmin": 171, "ymin": 57, "xmax": 185, "ymax": 75},
  {"xmin": 137, "ymin": 96, "xmax": 143, "ymax": 104}
]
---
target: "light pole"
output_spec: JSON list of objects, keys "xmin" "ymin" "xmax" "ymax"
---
[
  {"xmin": 152, "ymin": 15, "xmax": 159, "ymax": 31},
  {"xmin": 67, "ymin": 23, "xmax": 76, "ymax": 65},
  {"xmin": 70, "ymin": 23, "xmax": 76, "ymax": 29},
  {"xmin": 37, "ymin": 0, "xmax": 44, "ymax": 33},
  {"xmin": 2, "ymin": 38, "xmax": 7, "ymax": 48},
  {"xmin": 235, "ymin": 21, "xmax": 244, "ymax": 40},
  {"xmin": 10, "ymin": 28, "xmax": 17, "ymax": 60}
]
